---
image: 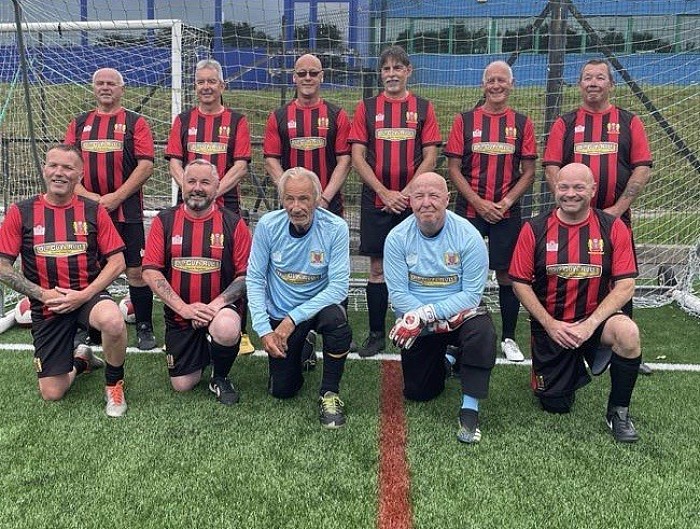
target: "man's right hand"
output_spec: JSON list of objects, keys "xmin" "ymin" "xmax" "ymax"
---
[
  {"xmin": 262, "ymin": 333, "xmax": 287, "ymax": 358},
  {"xmin": 379, "ymin": 189, "xmax": 409, "ymax": 214}
]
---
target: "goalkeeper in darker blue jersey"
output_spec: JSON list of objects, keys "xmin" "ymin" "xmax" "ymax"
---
[
  {"xmin": 384, "ymin": 172, "xmax": 497, "ymax": 444},
  {"xmin": 247, "ymin": 167, "xmax": 352, "ymax": 429}
]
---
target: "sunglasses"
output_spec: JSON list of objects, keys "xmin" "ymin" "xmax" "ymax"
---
[{"xmin": 295, "ymin": 70, "xmax": 322, "ymax": 78}]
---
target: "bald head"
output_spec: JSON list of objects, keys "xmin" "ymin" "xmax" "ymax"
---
[
  {"xmin": 294, "ymin": 54, "xmax": 323, "ymax": 104},
  {"xmin": 295, "ymin": 54, "xmax": 322, "ymax": 71},
  {"xmin": 557, "ymin": 162, "xmax": 594, "ymax": 185},
  {"xmin": 410, "ymin": 172, "xmax": 450, "ymax": 236}
]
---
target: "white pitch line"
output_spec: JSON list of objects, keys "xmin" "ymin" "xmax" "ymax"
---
[{"xmin": 1, "ymin": 343, "xmax": 699, "ymax": 372}]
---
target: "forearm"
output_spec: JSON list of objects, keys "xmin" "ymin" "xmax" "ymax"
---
[
  {"xmin": 413, "ymin": 146, "xmax": 438, "ymax": 178},
  {"xmin": 503, "ymin": 160, "xmax": 536, "ymax": 207},
  {"xmin": 112, "ymin": 160, "xmax": 154, "ymax": 203},
  {"xmin": 322, "ymin": 155, "xmax": 351, "ymax": 202},
  {"xmin": 610, "ymin": 166, "xmax": 651, "ymax": 216},
  {"xmin": 215, "ymin": 276, "xmax": 247, "ymax": 306},
  {"xmin": 74, "ymin": 182, "xmax": 101, "ymax": 202},
  {"xmin": 512, "ymin": 282, "xmax": 554, "ymax": 329},
  {"xmin": 585, "ymin": 279, "xmax": 635, "ymax": 329},
  {"xmin": 0, "ymin": 260, "xmax": 44, "ymax": 301},
  {"xmin": 264, "ymin": 157, "xmax": 285, "ymax": 185},
  {"xmin": 143, "ymin": 269, "xmax": 188, "ymax": 313},
  {"xmin": 218, "ymin": 160, "xmax": 248, "ymax": 196},
  {"xmin": 544, "ymin": 165, "xmax": 559, "ymax": 195},
  {"xmin": 288, "ymin": 280, "xmax": 348, "ymax": 325},
  {"xmin": 169, "ymin": 159, "xmax": 185, "ymax": 188},
  {"xmin": 81, "ymin": 255, "xmax": 126, "ymax": 299},
  {"xmin": 352, "ymin": 146, "xmax": 386, "ymax": 195}
]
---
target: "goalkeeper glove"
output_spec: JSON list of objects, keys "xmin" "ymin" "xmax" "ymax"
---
[
  {"xmin": 426, "ymin": 306, "xmax": 488, "ymax": 334},
  {"xmin": 388, "ymin": 304, "xmax": 437, "ymax": 349}
]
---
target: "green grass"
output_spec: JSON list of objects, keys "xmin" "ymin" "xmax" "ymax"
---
[{"xmin": 0, "ymin": 304, "xmax": 699, "ymax": 528}]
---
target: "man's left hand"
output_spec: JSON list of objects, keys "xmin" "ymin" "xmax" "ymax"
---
[{"xmin": 45, "ymin": 287, "xmax": 87, "ymax": 314}]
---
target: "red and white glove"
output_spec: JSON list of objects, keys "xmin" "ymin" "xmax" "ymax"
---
[
  {"xmin": 389, "ymin": 304, "xmax": 437, "ymax": 349},
  {"xmin": 426, "ymin": 306, "xmax": 488, "ymax": 334}
]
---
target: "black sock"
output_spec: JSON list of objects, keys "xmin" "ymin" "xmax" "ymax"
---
[
  {"xmin": 320, "ymin": 351, "xmax": 348, "ymax": 395},
  {"xmin": 499, "ymin": 284, "xmax": 520, "ymax": 340},
  {"xmin": 366, "ymin": 282, "xmax": 388, "ymax": 334},
  {"xmin": 210, "ymin": 339, "xmax": 240, "ymax": 379},
  {"xmin": 73, "ymin": 357, "xmax": 88, "ymax": 375},
  {"xmin": 608, "ymin": 353, "xmax": 641, "ymax": 409},
  {"xmin": 129, "ymin": 284, "xmax": 154, "ymax": 326},
  {"xmin": 105, "ymin": 362, "xmax": 125, "ymax": 386}
]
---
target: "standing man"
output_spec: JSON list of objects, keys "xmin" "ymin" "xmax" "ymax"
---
[
  {"xmin": 247, "ymin": 168, "xmax": 352, "ymax": 429},
  {"xmin": 349, "ymin": 45, "xmax": 441, "ymax": 357},
  {"xmin": 384, "ymin": 172, "xmax": 497, "ymax": 444},
  {"xmin": 142, "ymin": 160, "xmax": 251, "ymax": 405},
  {"xmin": 444, "ymin": 60, "xmax": 537, "ymax": 363},
  {"xmin": 509, "ymin": 163, "xmax": 642, "ymax": 442},
  {"xmin": 0, "ymin": 145, "xmax": 128, "ymax": 417},
  {"xmin": 543, "ymin": 58, "xmax": 653, "ymax": 374},
  {"xmin": 166, "ymin": 58, "xmax": 254, "ymax": 353},
  {"xmin": 65, "ymin": 67, "xmax": 157, "ymax": 351},
  {"xmin": 263, "ymin": 53, "xmax": 351, "ymax": 216},
  {"xmin": 166, "ymin": 58, "xmax": 251, "ymax": 215}
]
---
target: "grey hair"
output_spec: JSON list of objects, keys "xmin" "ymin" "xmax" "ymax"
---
[
  {"xmin": 483, "ymin": 61, "xmax": 513, "ymax": 83},
  {"xmin": 196, "ymin": 59, "xmax": 225, "ymax": 82},
  {"xmin": 184, "ymin": 158, "xmax": 219, "ymax": 179},
  {"xmin": 579, "ymin": 59, "xmax": 615, "ymax": 85},
  {"xmin": 92, "ymin": 68, "xmax": 125, "ymax": 86},
  {"xmin": 278, "ymin": 167, "xmax": 321, "ymax": 202}
]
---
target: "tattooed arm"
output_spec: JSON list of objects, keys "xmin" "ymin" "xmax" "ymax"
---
[
  {"xmin": 0, "ymin": 257, "xmax": 62, "ymax": 304},
  {"xmin": 208, "ymin": 276, "xmax": 246, "ymax": 313},
  {"xmin": 605, "ymin": 165, "xmax": 651, "ymax": 219},
  {"xmin": 142, "ymin": 268, "xmax": 211, "ymax": 325}
]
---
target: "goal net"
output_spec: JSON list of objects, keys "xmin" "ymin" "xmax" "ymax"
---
[{"xmin": 1, "ymin": 0, "xmax": 699, "ymax": 319}]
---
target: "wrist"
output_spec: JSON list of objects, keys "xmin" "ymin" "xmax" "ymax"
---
[{"xmin": 320, "ymin": 195, "xmax": 330, "ymax": 206}]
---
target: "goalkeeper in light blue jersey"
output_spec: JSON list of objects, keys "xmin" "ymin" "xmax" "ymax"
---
[
  {"xmin": 247, "ymin": 167, "xmax": 352, "ymax": 429},
  {"xmin": 384, "ymin": 172, "xmax": 497, "ymax": 444}
]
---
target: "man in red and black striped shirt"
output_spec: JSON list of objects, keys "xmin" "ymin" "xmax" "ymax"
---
[
  {"xmin": 65, "ymin": 67, "xmax": 157, "ymax": 351},
  {"xmin": 509, "ymin": 163, "xmax": 642, "ymax": 442},
  {"xmin": 143, "ymin": 159, "xmax": 252, "ymax": 405},
  {"xmin": 0, "ymin": 145, "xmax": 129, "ymax": 417},
  {"xmin": 349, "ymin": 46, "xmax": 441, "ymax": 357},
  {"xmin": 445, "ymin": 61, "xmax": 537, "ymax": 363},
  {"xmin": 263, "ymin": 54, "xmax": 351, "ymax": 217},
  {"xmin": 165, "ymin": 58, "xmax": 251, "ymax": 216},
  {"xmin": 543, "ymin": 58, "xmax": 653, "ymax": 373}
]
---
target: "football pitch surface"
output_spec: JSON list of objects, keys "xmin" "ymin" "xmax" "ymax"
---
[{"xmin": 0, "ymin": 306, "xmax": 698, "ymax": 529}]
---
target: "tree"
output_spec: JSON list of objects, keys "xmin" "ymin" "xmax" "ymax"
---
[
  {"xmin": 204, "ymin": 22, "xmax": 278, "ymax": 49},
  {"xmin": 294, "ymin": 23, "xmax": 344, "ymax": 51}
]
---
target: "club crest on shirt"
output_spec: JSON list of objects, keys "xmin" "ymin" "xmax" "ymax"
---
[
  {"xmin": 375, "ymin": 113, "xmax": 384, "ymax": 122},
  {"xmin": 210, "ymin": 233, "xmax": 225, "ymax": 248},
  {"xmin": 405, "ymin": 111, "xmax": 418, "ymax": 124},
  {"xmin": 83, "ymin": 125, "xmax": 93, "ymax": 133},
  {"xmin": 505, "ymin": 126, "xmax": 518, "ymax": 140},
  {"xmin": 546, "ymin": 240, "xmax": 558, "ymax": 252},
  {"xmin": 588, "ymin": 238, "xmax": 604, "ymax": 254},
  {"xmin": 218, "ymin": 126, "xmax": 230, "ymax": 137},
  {"xmin": 287, "ymin": 120, "xmax": 297, "ymax": 129},
  {"xmin": 575, "ymin": 125, "xmax": 585, "ymax": 133},
  {"xmin": 472, "ymin": 129, "xmax": 482, "ymax": 138},
  {"xmin": 188, "ymin": 127, "xmax": 198, "ymax": 135},
  {"xmin": 444, "ymin": 252, "xmax": 460, "ymax": 267},
  {"xmin": 171, "ymin": 235, "xmax": 183, "ymax": 245},
  {"xmin": 309, "ymin": 251, "xmax": 325, "ymax": 266},
  {"xmin": 114, "ymin": 123, "xmax": 126, "ymax": 134},
  {"xmin": 73, "ymin": 221, "xmax": 89, "ymax": 236},
  {"xmin": 33, "ymin": 224, "xmax": 45, "ymax": 236},
  {"xmin": 317, "ymin": 117, "xmax": 329, "ymax": 129},
  {"xmin": 607, "ymin": 123, "xmax": 620, "ymax": 135}
]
